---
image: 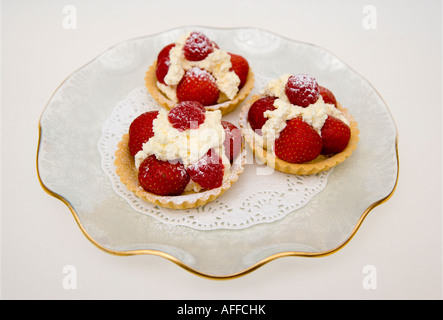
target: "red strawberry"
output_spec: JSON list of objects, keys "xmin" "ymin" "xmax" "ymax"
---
[
  {"xmin": 221, "ymin": 121, "xmax": 242, "ymax": 162},
  {"xmin": 186, "ymin": 149, "xmax": 224, "ymax": 190},
  {"xmin": 156, "ymin": 57, "xmax": 170, "ymax": 84},
  {"xmin": 138, "ymin": 155, "xmax": 190, "ymax": 196},
  {"xmin": 320, "ymin": 116, "xmax": 351, "ymax": 155},
  {"xmin": 157, "ymin": 43, "xmax": 175, "ymax": 61},
  {"xmin": 285, "ymin": 74, "xmax": 320, "ymax": 107},
  {"xmin": 183, "ymin": 31, "xmax": 215, "ymax": 62},
  {"xmin": 274, "ymin": 117, "xmax": 322, "ymax": 163},
  {"xmin": 176, "ymin": 67, "xmax": 220, "ymax": 106},
  {"xmin": 156, "ymin": 43, "xmax": 175, "ymax": 84},
  {"xmin": 319, "ymin": 86, "xmax": 337, "ymax": 107},
  {"xmin": 168, "ymin": 101, "xmax": 206, "ymax": 131},
  {"xmin": 228, "ymin": 53, "xmax": 249, "ymax": 88},
  {"xmin": 247, "ymin": 96, "xmax": 277, "ymax": 133},
  {"xmin": 128, "ymin": 111, "xmax": 159, "ymax": 157}
]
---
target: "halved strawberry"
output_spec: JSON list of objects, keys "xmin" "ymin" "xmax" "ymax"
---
[
  {"xmin": 138, "ymin": 155, "xmax": 190, "ymax": 196},
  {"xmin": 320, "ymin": 115, "xmax": 350, "ymax": 155},
  {"xmin": 128, "ymin": 111, "xmax": 159, "ymax": 157},
  {"xmin": 247, "ymin": 96, "xmax": 277, "ymax": 133},
  {"xmin": 176, "ymin": 67, "xmax": 220, "ymax": 106},
  {"xmin": 228, "ymin": 53, "xmax": 249, "ymax": 89},
  {"xmin": 186, "ymin": 149, "xmax": 224, "ymax": 190},
  {"xmin": 285, "ymin": 74, "xmax": 320, "ymax": 107},
  {"xmin": 319, "ymin": 86, "xmax": 337, "ymax": 107},
  {"xmin": 183, "ymin": 31, "xmax": 214, "ymax": 62},
  {"xmin": 168, "ymin": 101, "xmax": 206, "ymax": 131},
  {"xmin": 274, "ymin": 117, "xmax": 322, "ymax": 163},
  {"xmin": 222, "ymin": 121, "xmax": 242, "ymax": 162}
]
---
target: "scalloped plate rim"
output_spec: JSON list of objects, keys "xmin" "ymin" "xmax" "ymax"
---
[{"xmin": 36, "ymin": 25, "xmax": 399, "ymax": 280}]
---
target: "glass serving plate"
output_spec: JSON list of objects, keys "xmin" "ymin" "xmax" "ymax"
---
[{"xmin": 37, "ymin": 26, "xmax": 398, "ymax": 279}]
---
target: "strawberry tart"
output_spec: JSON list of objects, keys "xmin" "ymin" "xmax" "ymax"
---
[
  {"xmin": 115, "ymin": 101, "xmax": 245, "ymax": 209},
  {"xmin": 239, "ymin": 73, "xmax": 359, "ymax": 175},
  {"xmin": 145, "ymin": 31, "xmax": 254, "ymax": 115}
]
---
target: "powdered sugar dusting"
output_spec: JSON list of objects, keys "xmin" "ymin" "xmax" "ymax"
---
[
  {"xmin": 160, "ymin": 31, "xmax": 240, "ymax": 101},
  {"xmin": 285, "ymin": 74, "xmax": 320, "ymax": 107},
  {"xmin": 183, "ymin": 31, "xmax": 215, "ymax": 61},
  {"xmin": 187, "ymin": 67, "xmax": 216, "ymax": 82}
]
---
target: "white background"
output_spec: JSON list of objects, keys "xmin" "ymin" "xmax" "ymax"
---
[{"xmin": 1, "ymin": 0, "xmax": 442, "ymax": 299}]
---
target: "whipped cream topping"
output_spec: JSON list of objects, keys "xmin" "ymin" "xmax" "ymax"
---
[
  {"xmin": 158, "ymin": 32, "xmax": 241, "ymax": 103},
  {"xmin": 135, "ymin": 108, "xmax": 231, "ymax": 189},
  {"xmin": 261, "ymin": 74, "xmax": 291, "ymax": 100},
  {"xmin": 251, "ymin": 74, "xmax": 350, "ymax": 153}
]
